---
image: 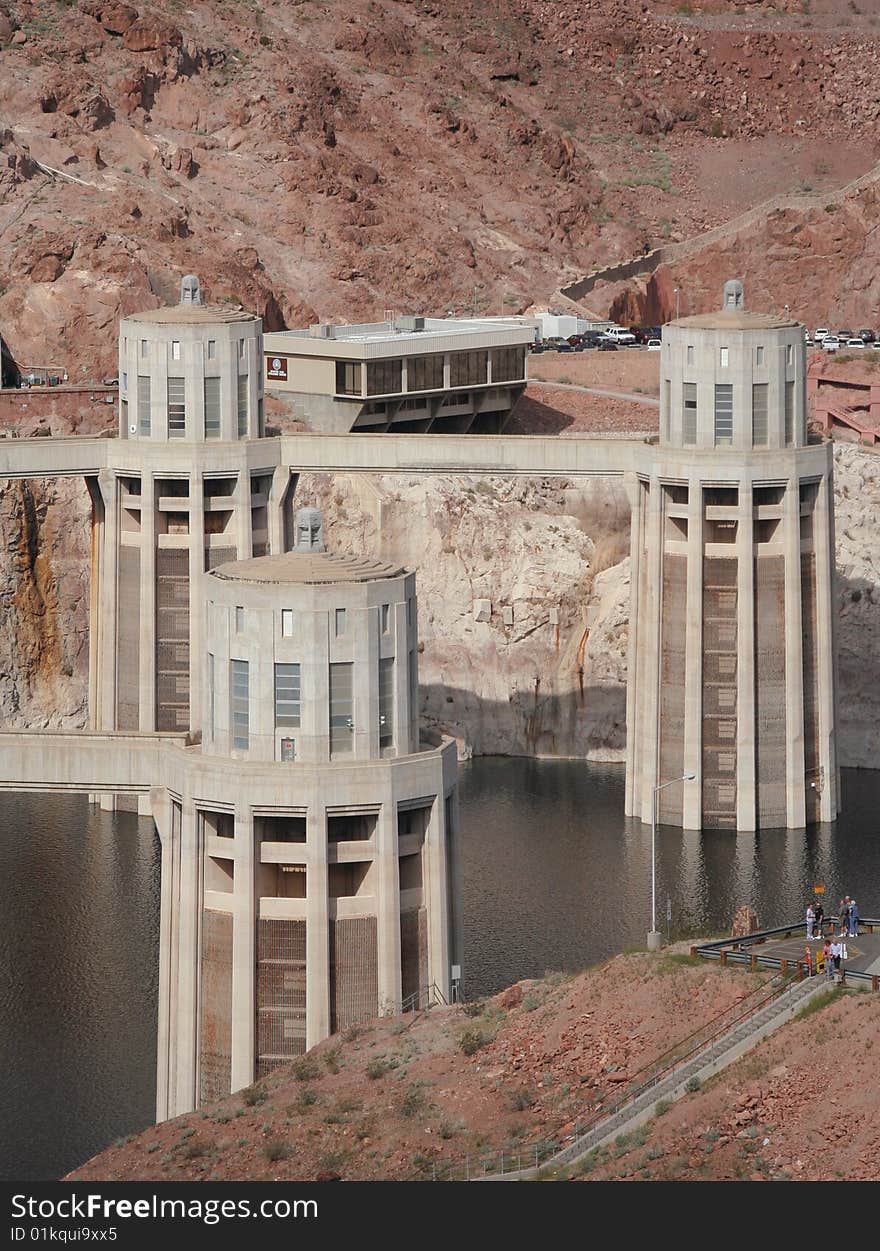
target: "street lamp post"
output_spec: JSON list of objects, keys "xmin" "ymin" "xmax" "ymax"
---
[
  {"xmin": 673, "ymin": 287, "xmax": 681, "ymax": 320},
  {"xmin": 648, "ymin": 771, "xmax": 696, "ymax": 951}
]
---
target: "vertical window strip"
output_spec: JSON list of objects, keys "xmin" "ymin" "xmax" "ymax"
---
[
  {"xmin": 237, "ymin": 373, "xmax": 248, "ymax": 438},
  {"xmin": 204, "ymin": 376, "xmax": 221, "ymax": 439},
  {"xmin": 274, "ymin": 662, "xmax": 301, "ymax": 728},
  {"xmin": 137, "ymin": 375, "xmax": 151, "ymax": 436},
  {"xmin": 752, "ymin": 383, "xmax": 768, "ymax": 445},
  {"xmin": 230, "ymin": 659, "xmax": 249, "ymax": 750},
  {"xmin": 683, "ymin": 382, "xmax": 697, "ymax": 445},
  {"xmin": 167, "ymin": 377, "xmax": 186, "ymax": 437},
  {"xmin": 714, "ymin": 384, "xmax": 733, "ymax": 445}
]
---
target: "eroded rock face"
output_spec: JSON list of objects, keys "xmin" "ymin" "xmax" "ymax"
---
[{"xmin": 296, "ymin": 472, "xmax": 632, "ymax": 759}]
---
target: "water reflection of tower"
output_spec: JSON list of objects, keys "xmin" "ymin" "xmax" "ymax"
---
[{"xmin": 626, "ymin": 280, "xmax": 839, "ymax": 832}]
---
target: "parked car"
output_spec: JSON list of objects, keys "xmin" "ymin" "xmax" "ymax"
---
[
  {"xmin": 102, "ymin": 376, "xmax": 119, "ymax": 386},
  {"xmin": 528, "ymin": 342, "xmax": 545, "ymax": 353},
  {"xmin": 598, "ymin": 339, "xmax": 618, "ymax": 351},
  {"xmin": 555, "ymin": 341, "xmax": 573, "ymax": 352},
  {"xmin": 601, "ymin": 327, "xmax": 637, "ymax": 345},
  {"xmin": 872, "ymin": 341, "xmax": 880, "ymax": 351},
  {"xmin": 814, "ymin": 327, "xmax": 829, "ymax": 343},
  {"xmin": 858, "ymin": 329, "xmax": 875, "ymax": 343},
  {"xmin": 544, "ymin": 336, "xmax": 566, "ymax": 348},
  {"xmin": 580, "ymin": 331, "xmax": 603, "ymax": 348},
  {"xmin": 822, "ymin": 335, "xmax": 840, "ymax": 353},
  {"xmin": 845, "ymin": 338, "xmax": 865, "ymax": 349},
  {"xmin": 836, "ymin": 329, "xmax": 854, "ymax": 342},
  {"xmin": 646, "ymin": 338, "xmax": 662, "ymax": 352}
]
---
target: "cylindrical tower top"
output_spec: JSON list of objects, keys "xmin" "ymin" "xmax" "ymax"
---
[
  {"xmin": 118, "ymin": 277, "xmax": 264, "ymax": 443},
  {"xmin": 202, "ymin": 548, "xmax": 420, "ymax": 764},
  {"xmin": 659, "ymin": 280, "xmax": 806, "ymax": 452}
]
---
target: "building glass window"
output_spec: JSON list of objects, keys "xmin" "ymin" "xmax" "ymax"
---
[
  {"xmin": 381, "ymin": 603, "xmax": 390, "ymax": 634},
  {"xmin": 137, "ymin": 375, "xmax": 151, "ymax": 436},
  {"xmin": 239, "ymin": 339, "xmax": 247, "ymax": 360},
  {"xmin": 787, "ymin": 344, "xmax": 794, "ymax": 366},
  {"xmin": 683, "ymin": 382, "xmax": 697, "ymax": 445},
  {"xmin": 275, "ymin": 663, "xmax": 301, "ymax": 728},
  {"xmin": 281, "ymin": 609, "xmax": 294, "ymax": 638},
  {"xmin": 366, "ymin": 359, "xmax": 403, "ymax": 396},
  {"xmin": 379, "ymin": 656, "xmax": 394, "ymax": 748},
  {"xmin": 686, "ymin": 345, "xmax": 694, "ymax": 365},
  {"xmin": 207, "ymin": 340, "xmax": 216, "ymax": 360},
  {"xmin": 490, "ymin": 347, "xmax": 526, "ymax": 384},
  {"xmin": 663, "ymin": 379, "xmax": 670, "ymax": 442},
  {"xmin": 335, "ymin": 360, "xmax": 362, "ymax": 395},
  {"xmin": 719, "ymin": 346, "xmax": 729, "ymax": 367},
  {"xmin": 204, "ymin": 377, "xmax": 221, "ymax": 439},
  {"xmin": 167, "ymin": 377, "xmax": 186, "ymax": 437},
  {"xmin": 122, "ymin": 371, "xmax": 128, "ymax": 390},
  {"xmin": 756, "ymin": 346, "xmax": 765, "ymax": 365},
  {"xmin": 230, "ymin": 659, "xmax": 249, "ymax": 750},
  {"xmin": 752, "ymin": 382, "xmax": 768, "ymax": 445},
  {"xmin": 406, "ymin": 354, "xmax": 445, "ymax": 392},
  {"xmin": 329, "ymin": 662, "xmax": 354, "ymax": 756},
  {"xmin": 121, "ymin": 399, "xmax": 128, "ymax": 429},
  {"xmin": 208, "ymin": 653, "xmax": 214, "ymax": 741},
  {"xmin": 714, "ymin": 384, "xmax": 733, "ymax": 445},
  {"xmin": 335, "ymin": 608, "xmax": 346, "ymax": 637},
  {"xmin": 140, "ymin": 339, "xmax": 148, "ymax": 357},
  {"xmin": 237, "ymin": 372, "xmax": 248, "ymax": 438},
  {"xmin": 235, "ymin": 606, "xmax": 245, "ymax": 633},
  {"xmin": 785, "ymin": 380, "xmax": 795, "ymax": 445},
  {"xmin": 171, "ymin": 340, "xmax": 181, "ymax": 361},
  {"xmin": 450, "ymin": 350, "xmax": 488, "ymax": 388}
]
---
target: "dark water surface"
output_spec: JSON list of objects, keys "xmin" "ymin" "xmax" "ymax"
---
[{"xmin": 2, "ymin": 763, "xmax": 879, "ymax": 1180}]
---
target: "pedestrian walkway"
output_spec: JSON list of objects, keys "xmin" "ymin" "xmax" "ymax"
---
[{"xmin": 480, "ymin": 973, "xmax": 828, "ymax": 1181}]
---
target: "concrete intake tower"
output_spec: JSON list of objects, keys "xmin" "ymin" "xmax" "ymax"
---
[{"xmin": 625, "ymin": 281, "xmax": 839, "ymax": 831}]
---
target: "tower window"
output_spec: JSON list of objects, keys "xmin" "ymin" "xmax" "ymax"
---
[
  {"xmin": 207, "ymin": 653, "xmax": 214, "ymax": 741},
  {"xmin": 140, "ymin": 339, "xmax": 148, "ymax": 357},
  {"xmin": 683, "ymin": 382, "xmax": 697, "ymax": 445},
  {"xmin": 235, "ymin": 606, "xmax": 245, "ymax": 633},
  {"xmin": 281, "ymin": 609, "xmax": 294, "ymax": 638},
  {"xmin": 167, "ymin": 377, "xmax": 186, "ymax": 437},
  {"xmin": 275, "ymin": 663, "xmax": 301, "ymax": 728},
  {"xmin": 787, "ymin": 344, "xmax": 794, "ymax": 366},
  {"xmin": 230, "ymin": 659, "xmax": 249, "ymax": 750},
  {"xmin": 381, "ymin": 603, "xmax": 390, "ymax": 634},
  {"xmin": 714, "ymin": 384, "xmax": 733, "ymax": 445},
  {"xmin": 785, "ymin": 380, "xmax": 795, "ymax": 445},
  {"xmin": 756, "ymin": 346, "xmax": 765, "ymax": 365},
  {"xmin": 204, "ymin": 377, "xmax": 221, "ymax": 439},
  {"xmin": 237, "ymin": 373, "xmax": 248, "ymax": 438},
  {"xmin": 137, "ymin": 376, "xmax": 151, "ymax": 436},
  {"xmin": 335, "ymin": 608, "xmax": 346, "ymax": 637},
  {"xmin": 719, "ymin": 346, "xmax": 729, "ymax": 367},
  {"xmin": 207, "ymin": 340, "xmax": 216, "ymax": 360},
  {"xmin": 686, "ymin": 346, "xmax": 694, "ymax": 365},
  {"xmin": 752, "ymin": 383, "xmax": 768, "ymax": 445},
  {"xmin": 379, "ymin": 656, "xmax": 394, "ymax": 749},
  {"xmin": 329, "ymin": 662, "xmax": 354, "ymax": 756},
  {"xmin": 171, "ymin": 340, "xmax": 181, "ymax": 361}
]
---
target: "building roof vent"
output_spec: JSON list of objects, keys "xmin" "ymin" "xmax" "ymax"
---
[
  {"xmin": 180, "ymin": 274, "xmax": 203, "ymax": 305},
  {"xmin": 394, "ymin": 315, "xmax": 426, "ymax": 333},
  {"xmin": 308, "ymin": 323, "xmax": 336, "ymax": 339},
  {"xmin": 723, "ymin": 279, "xmax": 744, "ymax": 311},
  {"xmin": 294, "ymin": 507, "xmax": 325, "ymax": 552}
]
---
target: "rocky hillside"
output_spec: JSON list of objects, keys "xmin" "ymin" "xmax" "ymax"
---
[
  {"xmin": 66, "ymin": 951, "xmax": 880, "ymax": 1182},
  {"xmin": 2, "ymin": 0, "xmax": 880, "ymax": 380}
]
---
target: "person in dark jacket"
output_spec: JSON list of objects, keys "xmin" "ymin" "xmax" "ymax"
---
[
  {"xmin": 849, "ymin": 899, "xmax": 859, "ymax": 938},
  {"xmin": 814, "ymin": 902, "xmax": 825, "ymax": 936}
]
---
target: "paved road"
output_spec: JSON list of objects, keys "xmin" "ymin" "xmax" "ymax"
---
[{"xmin": 528, "ymin": 379, "xmax": 660, "ymax": 407}]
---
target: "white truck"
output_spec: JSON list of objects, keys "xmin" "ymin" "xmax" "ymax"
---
[{"xmin": 601, "ymin": 326, "xmax": 637, "ymax": 345}]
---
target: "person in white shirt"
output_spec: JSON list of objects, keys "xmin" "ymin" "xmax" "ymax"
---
[{"xmin": 806, "ymin": 904, "xmax": 815, "ymax": 940}]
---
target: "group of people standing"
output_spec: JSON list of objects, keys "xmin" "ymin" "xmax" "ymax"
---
[{"xmin": 805, "ymin": 896, "xmax": 859, "ymax": 941}]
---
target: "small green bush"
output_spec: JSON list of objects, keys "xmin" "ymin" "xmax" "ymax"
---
[
  {"xmin": 263, "ymin": 1139, "xmax": 291, "ymax": 1163},
  {"xmin": 365, "ymin": 1056, "xmax": 397, "ymax": 1080},
  {"xmin": 654, "ymin": 1099, "xmax": 672, "ymax": 1117},
  {"xmin": 292, "ymin": 1055, "xmax": 321, "ymax": 1081},
  {"xmin": 459, "ymin": 1028, "xmax": 488, "ymax": 1056},
  {"xmin": 240, "ymin": 1083, "xmax": 268, "ymax": 1107},
  {"xmin": 685, "ymin": 1076, "xmax": 701, "ymax": 1094}
]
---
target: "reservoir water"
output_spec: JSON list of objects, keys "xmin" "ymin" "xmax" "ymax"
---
[{"xmin": 2, "ymin": 760, "xmax": 879, "ymax": 1180}]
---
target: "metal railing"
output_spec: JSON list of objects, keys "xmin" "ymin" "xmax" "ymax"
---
[
  {"xmin": 409, "ymin": 966, "xmax": 800, "ymax": 1181},
  {"xmin": 398, "ymin": 981, "xmax": 449, "ymax": 1016},
  {"xmin": 692, "ymin": 918, "xmax": 880, "ymax": 991}
]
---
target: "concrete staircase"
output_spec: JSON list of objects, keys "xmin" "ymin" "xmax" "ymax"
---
[{"xmin": 482, "ymin": 973, "xmax": 829, "ymax": 1181}]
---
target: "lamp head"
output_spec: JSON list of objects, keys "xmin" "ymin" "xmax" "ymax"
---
[{"xmin": 684, "ymin": 772, "xmax": 696, "ymax": 781}]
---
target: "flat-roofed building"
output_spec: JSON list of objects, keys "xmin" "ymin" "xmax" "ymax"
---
[{"xmin": 263, "ymin": 315, "xmax": 532, "ymax": 433}]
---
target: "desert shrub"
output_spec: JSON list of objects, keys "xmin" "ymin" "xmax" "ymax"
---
[{"xmin": 263, "ymin": 1139, "xmax": 291, "ymax": 1163}]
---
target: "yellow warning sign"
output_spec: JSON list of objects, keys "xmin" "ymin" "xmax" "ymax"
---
[{"xmin": 813, "ymin": 884, "xmax": 825, "ymax": 894}]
